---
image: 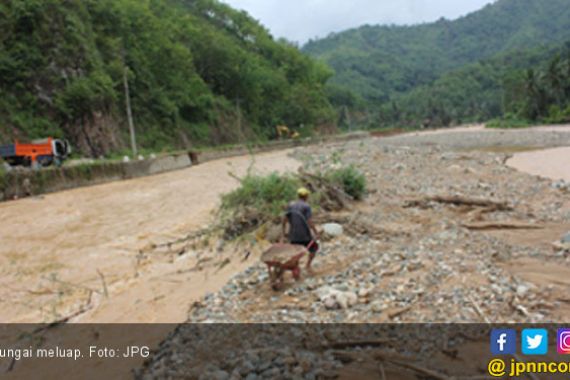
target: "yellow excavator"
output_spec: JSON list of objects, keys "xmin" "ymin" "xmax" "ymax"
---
[{"xmin": 275, "ymin": 125, "xmax": 300, "ymax": 140}]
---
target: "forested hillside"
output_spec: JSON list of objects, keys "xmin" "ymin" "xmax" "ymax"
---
[
  {"xmin": 304, "ymin": 0, "xmax": 570, "ymax": 116},
  {"xmin": 0, "ymin": 0, "xmax": 335, "ymax": 156},
  {"xmin": 374, "ymin": 42, "xmax": 570, "ymax": 128}
]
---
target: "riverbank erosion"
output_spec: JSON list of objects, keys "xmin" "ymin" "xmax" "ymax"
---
[{"xmin": 139, "ymin": 127, "xmax": 570, "ymax": 379}]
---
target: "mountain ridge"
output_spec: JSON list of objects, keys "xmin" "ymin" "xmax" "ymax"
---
[
  {"xmin": 303, "ymin": 0, "xmax": 570, "ymax": 103},
  {"xmin": 0, "ymin": 0, "xmax": 334, "ymax": 156}
]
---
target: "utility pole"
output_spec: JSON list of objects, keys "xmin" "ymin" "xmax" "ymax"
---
[
  {"xmin": 344, "ymin": 105, "xmax": 353, "ymax": 132},
  {"xmin": 236, "ymin": 96, "xmax": 245, "ymax": 143},
  {"xmin": 123, "ymin": 65, "xmax": 137, "ymax": 156}
]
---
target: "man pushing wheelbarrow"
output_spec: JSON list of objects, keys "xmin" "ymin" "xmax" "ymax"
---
[
  {"xmin": 261, "ymin": 188, "xmax": 320, "ymax": 290},
  {"xmin": 281, "ymin": 187, "xmax": 320, "ymax": 270}
]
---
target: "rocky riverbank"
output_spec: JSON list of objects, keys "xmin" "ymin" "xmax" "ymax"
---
[
  {"xmin": 185, "ymin": 141, "xmax": 570, "ymax": 324},
  {"xmin": 138, "ymin": 134, "xmax": 570, "ymax": 378}
]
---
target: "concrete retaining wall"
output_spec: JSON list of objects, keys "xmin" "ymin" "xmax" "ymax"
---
[
  {"xmin": 0, "ymin": 132, "xmax": 369, "ymax": 202},
  {"xmin": 0, "ymin": 152, "xmax": 194, "ymax": 201}
]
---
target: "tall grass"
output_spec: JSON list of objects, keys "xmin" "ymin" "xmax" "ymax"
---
[
  {"xmin": 221, "ymin": 173, "xmax": 301, "ymax": 218},
  {"xmin": 327, "ymin": 165, "xmax": 367, "ymax": 200},
  {"xmin": 219, "ymin": 165, "xmax": 367, "ymax": 239}
]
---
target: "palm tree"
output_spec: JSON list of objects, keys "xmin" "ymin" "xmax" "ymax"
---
[
  {"xmin": 523, "ymin": 69, "xmax": 548, "ymax": 120},
  {"xmin": 545, "ymin": 54, "xmax": 564, "ymax": 107},
  {"xmin": 564, "ymin": 50, "xmax": 570, "ymax": 102}
]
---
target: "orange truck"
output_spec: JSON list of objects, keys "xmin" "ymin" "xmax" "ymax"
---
[{"xmin": 0, "ymin": 138, "xmax": 71, "ymax": 167}]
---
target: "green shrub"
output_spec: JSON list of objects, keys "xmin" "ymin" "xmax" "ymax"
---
[
  {"xmin": 486, "ymin": 114, "xmax": 530, "ymax": 129},
  {"xmin": 326, "ymin": 165, "xmax": 367, "ymax": 200},
  {"xmin": 221, "ymin": 172, "xmax": 301, "ymax": 218},
  {"xmin": 544, "ymin": 105, "xmax": 570, "ymax": 124},
  {"xmin": 219, "ymin": 165, "xmax": 367, "ymax": 239},
  {"xmin": 219, "ymin": 172, "xmax": 301, "ymax": 239}
]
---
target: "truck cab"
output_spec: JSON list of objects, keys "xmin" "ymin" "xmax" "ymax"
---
[{"xmin": 0, "ymin": 138, "xmax": 71, "ymax": 167}]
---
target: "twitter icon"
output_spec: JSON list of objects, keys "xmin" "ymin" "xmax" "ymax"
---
[{"xmin": 522, "ymin": 329, "xmax": 548, "ymax": 355}]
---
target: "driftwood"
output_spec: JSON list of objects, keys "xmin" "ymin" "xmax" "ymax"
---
[
  {"xmin": 223, "ymin": 170, "xmax": 355, "ymax": 239},
  {"xmin": 298, "ymin": 169, "xmax": 353, "ymax": 211},
  {"xmin": 33, "ymin": 291, "xmax": 94, "ymax": 334},
  {"xmin": 215, "ymin": 258, "xmax": 231, "ymax": 273},
  {"xmin": 332, "ymin": 350, "xmax": 452, "ymax": 380},
  {"xmin": 168, "ymin": 257, "xmax": 213, "ymax": 276},
  {"xmin": 141, "ymin": 227, "xmax": 215, "ymax": 256},
  {"xmin": 388, "ymin": 305, "xmax": 414, "ymax": 320},
  {"xmin": 324, "ymin": 339, "xmax": 393, "ymax": 350},
  {"xmin": 381, "ymin": 358, "xmax": 452, "ymax": 380},
  {"xmin": 468, "ymin": 294, "xmax": 490, "ymax": 324},
  {"xmin": 404, "ymin": 195, "xmax": 512, "ymax": 211},
  {"xmin": 331, "ymin": 350, "xmax": 415, "ymax": 365},
  {"xmin": 462, "ymin": 221, "xmax": 543, "ymax": 230},
  {"xmin": 378, "ymin": 363, "xmax": 387, "ymax": 380},
  {"xmin": 96, "ymin": 269, "xmax": 109, "ymax": 298}
]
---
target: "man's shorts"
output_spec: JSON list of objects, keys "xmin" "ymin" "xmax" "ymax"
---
[{"xmin": 292, "ymin": 240, "xmax": 319, "ymax": 254}]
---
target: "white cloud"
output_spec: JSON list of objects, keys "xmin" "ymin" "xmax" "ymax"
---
[{"xmin": 221, "ymin": 0, "xmax": 495, "ymax": 43}]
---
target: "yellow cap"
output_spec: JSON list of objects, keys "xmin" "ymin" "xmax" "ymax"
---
[{"xmin": 297, "ymin": 187, "xmax": 310, "ymax": 197}]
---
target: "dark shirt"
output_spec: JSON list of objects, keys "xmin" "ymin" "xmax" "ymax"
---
[{"xmin": 286, "ymin": 200, "xmax": 312, "ymax": 243}]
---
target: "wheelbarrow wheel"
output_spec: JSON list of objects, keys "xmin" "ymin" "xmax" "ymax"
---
[{"xmin": 269, "ymin": 266, "xmax": 284, "ymax": 291}]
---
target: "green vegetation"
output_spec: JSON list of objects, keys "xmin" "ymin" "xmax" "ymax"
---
[
  {"xmin": 4, "ymin": 0, "xmax": 568, "ymax": 156},
  {"xmin": 220, "ymin": 172, "xmax": 300, "ymax": 239},
  {"xmin": 221, "ymin": 172, "xmax": 301, "ymax": 219},
  {"xmin": 372, "ymin": 43, "xmax": 570, "ymax": 128},
  {"xmin": 303, "ymin": 0, "xmax": 570, "ymax": 129},
  {"xmin": 486, "ymin": 115, "xmax": 531, "ymax": 129},
  {"xmin": 0, "ymin": 0, "xmax": 334, "ymax": 157},
  {"xmin": 220, "ymin": 166, "xmax": 367, "ymax": 238},
  {"xmin": 326, "ymin": 166, "xmax": 366, "ymax": 200},
  {"xmin": 501, "ymin": 50, "xmax": 570, "ymax": 124},
  {"xmin": 483, "ymin": 43, "xmax": 570, "ymax": 128}
]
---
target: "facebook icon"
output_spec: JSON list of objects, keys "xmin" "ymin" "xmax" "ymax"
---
[{"xmin": 491, "ymin": 329, "xmax": 517, "ymax": 355}]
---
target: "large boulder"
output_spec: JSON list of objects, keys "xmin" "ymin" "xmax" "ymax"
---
[
  {"xmin": 553, "ymin": 234, "xmax": 570, "ymax": 252},
  {"xmin": 316, "ymin": 286, "xmax": 357, "ymax": 309},
  {"xmin": 321, "ymin": 223, "xmax": 344, "ymax": 237}
]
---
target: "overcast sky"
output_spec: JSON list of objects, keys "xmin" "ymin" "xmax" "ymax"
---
[{"xmin": 221, "ymin": 0, "xmax": 496, "ymax": 44}]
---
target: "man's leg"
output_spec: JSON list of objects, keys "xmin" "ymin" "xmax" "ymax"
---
[
  {"xmin": 305, "ymin": 241, "xmax": 317, "ymax": 270},
  {"xmin": 306, "ymin": 251, "xmax": 316, "ymax": 269}
]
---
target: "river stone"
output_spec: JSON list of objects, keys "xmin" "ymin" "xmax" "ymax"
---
[
  {"xmin": 261, "ymin": 367, "xmax": 280, "ymax": 378},
  {"xmin": 516, "ymin": 285, "xmax": 529, "ymax": 298},
  {"xmin": 324, "ymin": 297, "xmax": 338, "ymax": 310},
  {"xmin": 371, "ymin": 301, "xmax": 386, "ymax": 313},
  {"xmin": 562, "ymin": 233, "xmax": 570, "ymax": 244},
  {"xmin": 322, "ymin": 223, "xmax": 344, "ymax": 237},
  {"xmin": 211, "ymin": 370, "xmax": 230, "ymax": 380}
]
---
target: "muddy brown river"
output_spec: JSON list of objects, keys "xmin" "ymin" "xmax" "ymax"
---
[
  {"xmin": 0, "ymin": 150, "xmax": 299, "ymax": 323},
  {"xmin": 2, "ymin": 125, "xmax": 570, "ymax": 324},
  {"xmin": 508, "ymin": 146, "xmax": 570, "ymax": 182}
]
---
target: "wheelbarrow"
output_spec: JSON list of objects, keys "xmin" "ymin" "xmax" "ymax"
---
[{"xmin": 261, "ymin": 241, "xmax": 317, "ymax": 290}]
